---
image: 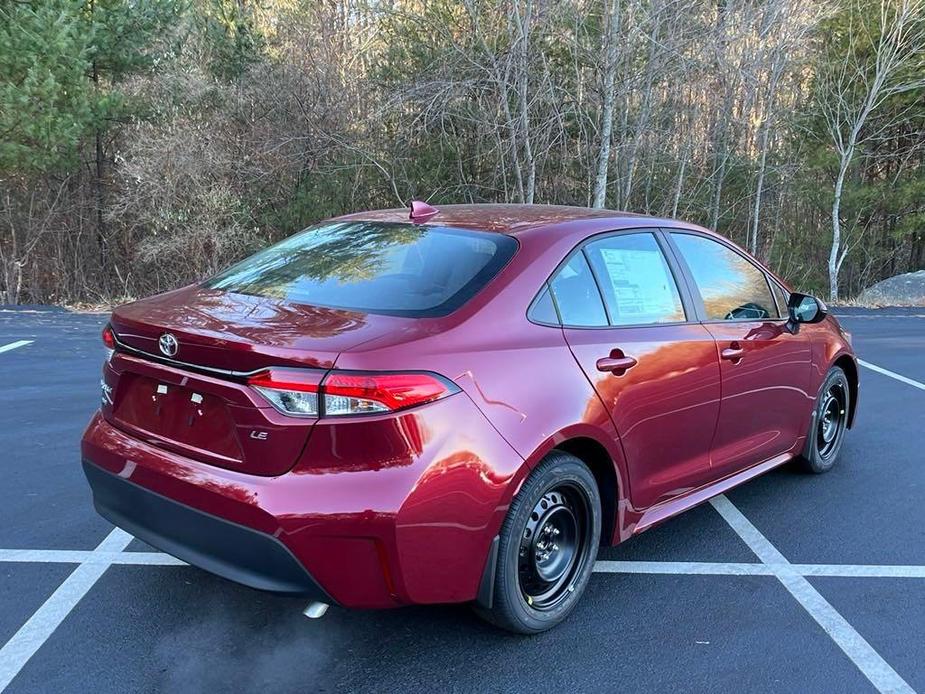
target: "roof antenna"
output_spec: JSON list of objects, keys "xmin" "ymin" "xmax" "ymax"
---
[{"xmin": 409, "ymin": 200, "xmax": 439, "ymax": 223}]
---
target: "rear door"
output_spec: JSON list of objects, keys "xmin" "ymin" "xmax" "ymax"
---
[
  {"xmin": 550, "ymin": 230, "xmax": 722, "ymax": 510},
  {"xmin": 667, "ymin": 231, "xmax": 813, "ymax": 478}
]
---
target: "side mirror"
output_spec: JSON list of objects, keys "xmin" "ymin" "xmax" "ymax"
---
[{"xmin": 786, "ymin": 292, "xmax": 827, "ymax": 333}]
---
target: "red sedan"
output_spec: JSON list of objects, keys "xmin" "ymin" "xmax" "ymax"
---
[{"xmin": 81, "ymin": 203, "xmax": 857, "ymax": 633}]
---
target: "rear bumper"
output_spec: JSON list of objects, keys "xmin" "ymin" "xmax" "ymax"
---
[
  {"xmin": 83, "ymin": 460, "xmax": 332, "ymax": 600},
  {"xmin": 80, "ymin": 396, "xmax": 523, "ymax": 608}
]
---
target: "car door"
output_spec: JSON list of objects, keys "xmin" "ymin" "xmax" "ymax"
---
[
  {"xmin": 546, "ymin": 230, "xmax": 722, "ymax": 511},
  {"xmin": 667, "ymin": 231, "xmax": 814, "ymax": 479}
]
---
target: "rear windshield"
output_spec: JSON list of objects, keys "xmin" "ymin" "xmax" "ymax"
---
[{"xmin": 204, "ymin": 222, "xmax": 517, "ymax": 317}]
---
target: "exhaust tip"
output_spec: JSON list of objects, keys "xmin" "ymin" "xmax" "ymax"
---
[{"xmin": 303, "ymin": 601, "xmax": 329, "ymax": 619}]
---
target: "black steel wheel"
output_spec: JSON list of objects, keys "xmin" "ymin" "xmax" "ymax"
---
[
  {"xmin": 817, "ymin": 381, "xmax": 848, "ymax": 460},
  {"xmin": 474, "ymin": 451, "xmax": 601, "ymax": 634},
  {"xmin": 800, "ymin": 366, "xmax": 851, "ymax": 473},
  {"xmin": 517, "ymin": 483, "xmax": 592, "ymax": 611}
]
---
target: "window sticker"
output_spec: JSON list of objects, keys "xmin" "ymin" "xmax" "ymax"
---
[{"xmin": 599, "ymin": 248, "xmax": 679, "ymax": 321}]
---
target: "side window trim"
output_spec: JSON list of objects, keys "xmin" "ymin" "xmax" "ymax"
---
[
  {"xmin": 658, "ymin": 228, "xmax": 707, "ymax": 322},
  {"xmin": 546, "ymin": 281, "xmax": 563, "ymax": 324},
  {"xmin": 526, "ymin": 227, "xmax": 696, "ymax": 330},
  {"xmin": 769, "ymin": 278, "xmax": 791, "ymax": 320},
  {"xmin": 652, "ymin": 230, "xmax": 697, "ymax": 323},
  {"xmin": 664, "ymin": 229, "xmax": 778, "ymax": 324},
  {"xmin": 581, "ymin": 246, "xmax": 616, "ymax": 326},
  {"xmin": 764, "ymin": 276, "xmax": 787, "ymax": 321}
]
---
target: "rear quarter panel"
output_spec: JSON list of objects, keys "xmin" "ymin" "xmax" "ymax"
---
[{"xmin": 334, "ymin": 222, "xmax": 635, "ymax": 542}]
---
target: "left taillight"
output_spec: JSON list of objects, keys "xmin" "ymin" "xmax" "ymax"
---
[
  {"xmin": 247, "ymin": 368, "xmax": 458, "ymax": 418},
  {"xmin": 101, "ymin": 323, "xmax": 115, "ymax": 361},
  {"xmin": 248, "ymin": 368, "xmax": 324, "ymax": 417},
  {"xmin": 102, "ymin": 324, "xmax": 115, "ymax": 349}
]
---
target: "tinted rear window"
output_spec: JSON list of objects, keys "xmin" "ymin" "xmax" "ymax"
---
[{"xmin": 205, "ymin": 222, "xmax": 517, "ymax": 317}]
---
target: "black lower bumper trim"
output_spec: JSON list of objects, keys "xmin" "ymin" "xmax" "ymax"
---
[{"xmin": 82, "ymin": 460, "xmax": 333, "ymax": 600}]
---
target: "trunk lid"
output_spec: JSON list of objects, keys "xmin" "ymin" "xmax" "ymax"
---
[
  {"xmin": 110, "ymin": 285, "xmax": 412, "ymax": 372},
  {"xmin": 103, "ymin": 285, "xmax": 415, "ymax": 475}
]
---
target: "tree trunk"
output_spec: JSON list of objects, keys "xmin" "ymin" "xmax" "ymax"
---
[
  {"xmin": 622, "ymin": 2, "xmax": 661, "ymax": 207},
  {"xmin": 671, "ymin": 145, "xmax": 688, "ymax": 218},
  {"xmin": 750, "ymin": 123, "xmax": 771, "ymax": 256},
  {"xmin": 828, "ymin": 157, "xmax": 849, "ymax": 301},
  {"xmin": 592, "ymin": 0, "xmax": 621, "ymax": 208},
  {"xmin": 92, "ymin": 57, "xmax": 107, "ymax": 278},
  {"xmin": 710, "ymin": 151, "xmax": 726, "ymax": 231},
  {"xmin": 510, "ymin": 0, "xmax": 535, "ymax": 204}
]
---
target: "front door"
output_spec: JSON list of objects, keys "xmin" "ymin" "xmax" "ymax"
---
[
  {"xmin": 668, "ymin": 232, "xmax": 814, "ymax": 478},
  {"xmin": 548, "ymin": 231, "xmax": 722, "ymax": 511}
]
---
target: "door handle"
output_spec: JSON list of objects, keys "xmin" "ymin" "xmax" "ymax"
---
[
  {"xmin": 721, "ymin": 344, "xmax": 744, "ymax": 362},
  {"xmin": 596, "ymin": 355, "xmax": 638, "ymax": 374}
]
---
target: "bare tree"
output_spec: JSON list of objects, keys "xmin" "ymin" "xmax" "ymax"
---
[
  {"xmin": 748, "ymin": 0, "xmax": 824, "ymax": 256},
  {"xmin": 819, "ymin": 0, "xmax": 925, "ymax": 300},
  {"xmin": 4, "ymin": 0, "xmax": 925, "ymax": 306}
]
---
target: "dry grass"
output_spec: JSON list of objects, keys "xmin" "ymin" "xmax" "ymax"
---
[{"xmin": 63, "ymin": 299, "xmax": 134, "ymax": 314}]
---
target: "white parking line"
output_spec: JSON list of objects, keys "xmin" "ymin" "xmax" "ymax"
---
[
  {"xmin": 593, "ymin": 560, "xmax": 925, "ymax": 578},
  {"xmin": 594, "ymin": 561, "xmax": 774, "ymax": 575},
  {"xmin": 793, "ymin": 563, "xmax": 925, "ymax": 578},
  {"xmin": 859, "ymin": 358, "xmax": 925, "ymax": 392},
  {"xmin": 0, "ymin": 528, "xmax": 132, "ymax": 693},
  {"xmin": 710, "ymin": 495, "xmax": 914, "ymax": 694},
  {"xmin": 0, "ymin": 549, "xmax": 186, "ymax": 566},
  {"xmin": 0, "ymin": 507, "xmax": 921, "ymax": 691},
  {"xmin": 3, "ymin": 548, "xmax": 925, "ymax": 579},
  {"xmin": 0, "ymin": 340, "xmax": 32, "ymax": 355}
]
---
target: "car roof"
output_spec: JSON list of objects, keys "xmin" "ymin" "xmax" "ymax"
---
[{"xmin": 336, "ymin": 203, "xmax": 695, "ymax": 237}]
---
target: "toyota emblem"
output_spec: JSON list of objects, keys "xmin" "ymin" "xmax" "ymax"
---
[{"xmin": 158, "ymin": 333, "xmax": 179, "ymax": 357}]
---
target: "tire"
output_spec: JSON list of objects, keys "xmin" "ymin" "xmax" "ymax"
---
[
  {"xmin": 799, "ymin": 366, "xmax": 851, "ymax": 474},
  {"xmin": 475, "ymin": 451, "xmax": 601, "ymax": 634}
]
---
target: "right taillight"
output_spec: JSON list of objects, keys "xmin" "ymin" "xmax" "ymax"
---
[
  {"xmin": 322, "ymin": 372, "xmax": 456, "ymax": 415},
  {"xmin": 247, "ymin": 368, "xmax": 458, "ymax": 418}
]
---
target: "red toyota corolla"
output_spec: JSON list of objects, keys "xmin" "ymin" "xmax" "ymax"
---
[{"xmin": 81, "ymin": 203, "xmax": 857, "ymax": 633}]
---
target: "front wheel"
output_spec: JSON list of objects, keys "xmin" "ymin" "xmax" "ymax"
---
[
  {"xmin": 475, "ymin": 451, "xmax": 601, "ymax": 634},
  {"xmin": 799, "ymin": 366, "xmax": 850, "ymax": 474}
]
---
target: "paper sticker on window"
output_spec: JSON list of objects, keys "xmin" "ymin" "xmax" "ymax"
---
[{"xmin": 599, "ymin": 248, "xmax": 681, "ymax": 322}]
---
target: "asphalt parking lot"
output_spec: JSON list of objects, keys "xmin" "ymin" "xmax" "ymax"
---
[{"xmin": 1, "ymin": 306, "xmax": 923, "ymax": 693}]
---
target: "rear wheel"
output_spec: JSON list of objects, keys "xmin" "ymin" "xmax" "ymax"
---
[
  {"xmin": 799, "ymin": 366, "xmax": 850, "ymax": 474},
  {"xmin": 475, "ymin": 451, "xmax": 601, "ymax": 634}
]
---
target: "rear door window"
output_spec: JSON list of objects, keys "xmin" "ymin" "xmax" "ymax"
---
[
  {"xmin": 584, "ymin": 233, "xmax": 686, "ymax": 325},
  {"xmin": 205, "ymin": 222, "xmax": 517, "ymax": 317}
]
